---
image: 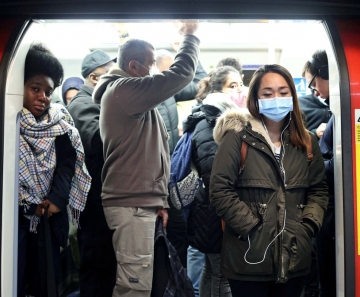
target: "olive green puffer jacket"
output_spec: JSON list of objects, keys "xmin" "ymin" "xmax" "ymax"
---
[{"xmin": 210, "ymin": 110, "xmax": 328, "ymax": 283}]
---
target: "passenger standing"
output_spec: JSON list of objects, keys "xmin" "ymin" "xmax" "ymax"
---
[
  {"xmin": 300, "ymin": 50, "xmax": 332, "ymax": 297},
  {"xmin": 184, "ymin": 66, "xmax": 243, "ymax": 297},
  {"xmin": 67, "ymin": 49, "xmax": 116, "ymax": 297},
  {"xmin": 18, "ymin": 43, "xmax": 91, "ymax": 297},
  {"xmin": 216, "ymin": 57, "xmax": 243, "ymax": 74},
  {"xmin": 93, "ymin": 22, "xmax": 200, "ymax": 297},
  {"xmin": 216, "ymin": 57, "xmax": 248, "ymax": 107},
  {"xmin": 304, "ymin": 50, "xmax": 336, "ymax": 297},
  {"xmin": 298, "ymin": 92, "xmax": 331, "ymax": 139},
  {"xmin": 61, "ymin": 77, "xmax": 84, "ymax": 106},
  {"xmin": 299, "ymin": 51, "xmax": 332, "ymax": 140},
  {"xmin": 210, "ymin": 64, "xmax": 328, "ymax": 297}
]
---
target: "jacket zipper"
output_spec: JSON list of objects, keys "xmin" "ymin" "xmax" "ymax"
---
[
  {"xmin": 246, "ymin": 130, "xmax": 283, "ymax": 178},
  {"xmin": 246, "ymin": 117, "xmax": 290, "ymax": 283},
  {"xmin": 278, "ymin": 119, "xmax": 290, "ymax": 282}
]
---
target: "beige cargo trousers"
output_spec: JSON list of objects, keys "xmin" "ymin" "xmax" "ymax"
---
[{"xmin": 104, "ymin": 206, "xmax": 158, "ymax": 297}]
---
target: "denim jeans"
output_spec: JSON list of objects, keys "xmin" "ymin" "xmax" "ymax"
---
[
  {"xmin": 199, "ymin": 253, "xmax": 232, "ymax": 297},
  {"xmin": 187, "ymin": 246, "xmax": 205, "ymax": 297}
]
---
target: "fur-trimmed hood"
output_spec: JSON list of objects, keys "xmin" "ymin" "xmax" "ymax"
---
[{"xmin": 213, "ymin": 109, "xmax": 274, "ymax": 152}]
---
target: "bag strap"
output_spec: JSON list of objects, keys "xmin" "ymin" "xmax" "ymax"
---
[
  {"xmin": 306, "ymin": 134, "xmax": 313, "ymax": 164},
  {"xmin": 44, "ymin": 208, "xmax": 57, "ymax": 297},
  {"xmin": 221, "ymin": 140, "xmax": 248, "ymax": 231}
]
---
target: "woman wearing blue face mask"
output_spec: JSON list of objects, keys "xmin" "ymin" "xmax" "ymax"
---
[{"xmin": 209, "ymin": 64, "xmax": 328, "ymax": 297}]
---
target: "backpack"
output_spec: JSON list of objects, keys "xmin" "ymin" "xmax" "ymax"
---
[
  {"xmin": 151, "ymin": 218, "xmax": 195, "ymax": 297},
  {"xmin": 169, "ymin": 131, "xmax": 202, "ymax": 210}
]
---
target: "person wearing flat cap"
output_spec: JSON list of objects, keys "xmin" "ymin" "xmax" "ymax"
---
[
  {"xmin": 62, "ymin": 77, "xmax": 84, "ymax": 105},
  {"xmin": 67, "ymin": 49, "xmax": 116, "ymax": 297}
]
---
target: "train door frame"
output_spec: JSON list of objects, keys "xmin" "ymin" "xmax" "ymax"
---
[{"xmin": 0, "ymin": 14, "xmax": 357, "ymax": 297}]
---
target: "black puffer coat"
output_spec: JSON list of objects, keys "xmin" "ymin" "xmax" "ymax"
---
[{"xmin": 183, "ymin": 103, "xmax": 224, "ymax": 254}]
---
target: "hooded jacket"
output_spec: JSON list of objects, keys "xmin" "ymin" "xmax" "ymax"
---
[
  {"xmin": 210, "ymin": 110, "xmax": 328, "ymax": 282},
  {"xmin": 93, "ymin": 35, "xmax": 200, "ymax": 208}
]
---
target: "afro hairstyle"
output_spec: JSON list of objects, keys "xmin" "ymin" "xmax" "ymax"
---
[{"xmin": 24, "ymin": 43, "xmax": 64, "ymax": 89}]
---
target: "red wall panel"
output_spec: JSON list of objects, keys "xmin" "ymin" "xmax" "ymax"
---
[
  {"xmin": 336, "ymin": 19, "xmax": 360, "ymax": 297},
  {"xmin": 0, "ymin": 19, "xmax": 21, "ymax": 64}
]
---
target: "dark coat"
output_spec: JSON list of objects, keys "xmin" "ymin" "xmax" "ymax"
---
[
  {"xmin": 67, "ymin": 85, "xmax": 103, "ymax": 204},
  {"xmin": 319, "ymin": 115, "xmax": 334, "ymax": 208},
  {"xmin": 67, "ymin": 86, "xmax": 116, "ymax": 294},
  {"xmin": 174, "ymin": 61, "xmax": 207, "ymax": 102},
  {"xmin": 189, "ymin": 104, "xmax": 221, "ymax": 192},
  {"xmin": 210, "ymin": 110, "xmax": 328, "ymax": 282},
  {"xmin": 157, "ymin": 97, "xmax": 179, "ymax": 155},
  {"xmin": 49, "ymin": 134, "xmax": 76, "ymax": 248},
  {"xmin": 157, "ymin": 61, "xmax": 207, "ymax": 155},
  {"xmin": 299, "ymin": 93, "xmax": 332, "ymax": 136},
  {"xmin": 183, "ymin": 103, "xmax": 224, "ymax": 253}
]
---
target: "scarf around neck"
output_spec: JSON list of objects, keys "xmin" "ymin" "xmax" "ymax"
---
[{"xmin": 19, "ymin": 103, "xmax": 91, "ymax": 231}]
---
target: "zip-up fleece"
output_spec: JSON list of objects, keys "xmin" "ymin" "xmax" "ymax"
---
[
  {"xmin": 93, "ymin": 35, "xmax": 200, "ymax": 208},
  {"xmin": 210, "ymin": 110, "xmax": 328, "ymax": 282}
]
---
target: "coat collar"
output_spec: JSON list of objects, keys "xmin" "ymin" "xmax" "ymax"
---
[{"xmin": 213, "ymin": 109, "xmax": 274, "ymax": 150}]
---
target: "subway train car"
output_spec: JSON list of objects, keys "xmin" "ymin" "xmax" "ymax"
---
[{"xmin": 1, "ymin": 0, "xmax": 360, "ymax": 296}]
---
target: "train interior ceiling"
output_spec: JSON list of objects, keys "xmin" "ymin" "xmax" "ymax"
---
[{"xmin": 25, "ymin": 19, "xmax": 335, "ymax": 102}]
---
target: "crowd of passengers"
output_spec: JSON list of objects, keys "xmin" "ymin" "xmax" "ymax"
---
[{"xmin": 18, "ymin": 21, "xmax": 335, "ymax": 297}]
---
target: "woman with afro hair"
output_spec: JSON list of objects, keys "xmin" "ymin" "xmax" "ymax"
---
[{"xmin": 18, "ymin": 43, "xmax": 91, "ymax": 297}]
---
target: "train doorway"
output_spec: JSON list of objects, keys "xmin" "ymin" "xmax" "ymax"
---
[{"xmin": 0, "ymin": 17, "xmax": 358, "ymax": 297}]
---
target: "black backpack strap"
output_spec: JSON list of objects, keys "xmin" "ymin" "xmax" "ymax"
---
[{"xmin": 44, "ymin": 208, "xmax": 57, "ymax": 297}]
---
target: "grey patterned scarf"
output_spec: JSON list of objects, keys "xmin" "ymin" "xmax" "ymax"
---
[{"xmin": 19, "ymin": 103, "xmax": 91, "ymax": 231}]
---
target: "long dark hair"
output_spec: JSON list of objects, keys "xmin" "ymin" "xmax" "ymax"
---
[{"xmin": 247, "ymin": 64, "xmax": 309, "ymax": 148}]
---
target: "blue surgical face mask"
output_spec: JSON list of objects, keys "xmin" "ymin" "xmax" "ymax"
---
[{"xmin": 258, "ymin": 97, "xmax": 293, "ymax": 122}]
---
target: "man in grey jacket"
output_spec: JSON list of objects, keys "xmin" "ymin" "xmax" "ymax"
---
[{"xmin": 93, "ymin": 22, "xmax": 200, "ymax": 297}]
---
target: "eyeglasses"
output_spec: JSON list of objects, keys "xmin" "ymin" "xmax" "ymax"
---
[{"xmin": 308, "ymin": 74, "xmax": 317, "ymax": 93}]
